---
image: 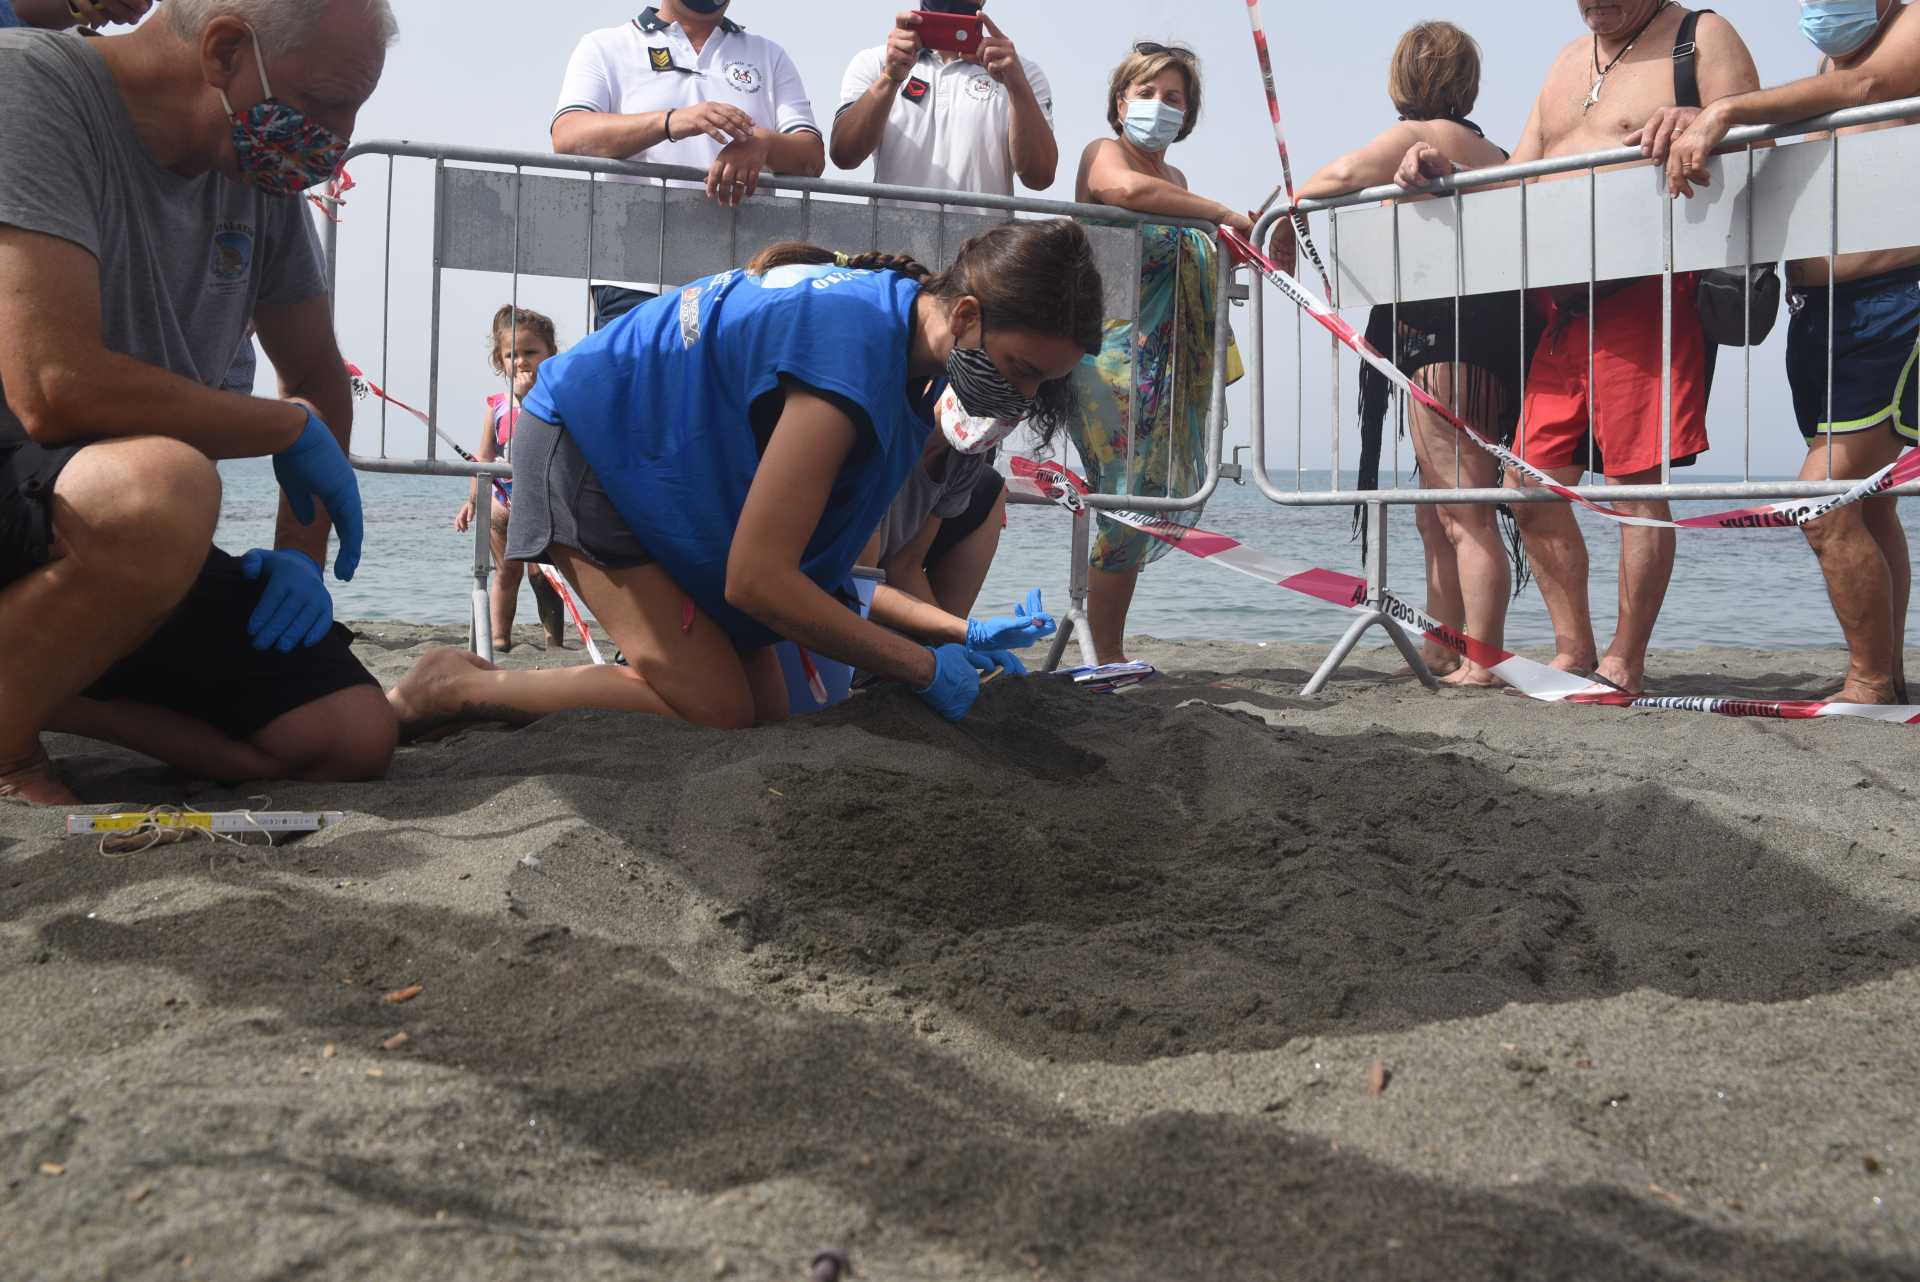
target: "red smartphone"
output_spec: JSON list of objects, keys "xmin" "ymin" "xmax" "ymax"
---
[{"xmin": 914, "ymin": 10, "xmax": 983, "ymax": 55}]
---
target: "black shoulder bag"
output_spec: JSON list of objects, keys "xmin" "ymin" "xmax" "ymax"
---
[{"xmin": 1677, "ymin": 8, "xmax": 1781, "ymax": 346}]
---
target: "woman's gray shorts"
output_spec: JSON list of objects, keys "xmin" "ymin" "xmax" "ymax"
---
[{"xmin": 503, "ymin": 412, "xmax": 655, "ymax": 571}]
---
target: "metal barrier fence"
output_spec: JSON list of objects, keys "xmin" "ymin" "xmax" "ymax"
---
[
  {"xmin": 1248, "ymin": 100, "xmax": 1920, "ymax": 692},
  {"xmin": 323, "ymin": 140, "xmax": 1238, "ymax": 669}
]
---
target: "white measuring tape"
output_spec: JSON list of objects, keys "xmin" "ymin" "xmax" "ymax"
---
[{"xmin": 1008, "ymin": 458, "xmax": 1920, "ymax": 726}]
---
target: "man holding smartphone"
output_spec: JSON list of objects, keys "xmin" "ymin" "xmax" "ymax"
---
[{"xmin": 831, "ymin": 2, "xmax": 1057, "ymax": 195}]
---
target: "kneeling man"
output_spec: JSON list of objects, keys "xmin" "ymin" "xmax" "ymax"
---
[{"xmin": 0, "ymin": 0, "xmax": 400, "ymax": 804}]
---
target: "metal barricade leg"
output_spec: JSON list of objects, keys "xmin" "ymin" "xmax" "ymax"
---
[
  {"xmin": 1300, "ymin": 501, "xmax": 1438, "ymax": 695},
  {"xmin": 1042, "ymin": 505, "xmax": 1097, "ymax": 672},
  {"xmin": 471, "ymin": 484, "xmax": 495, "ymax": 664}
]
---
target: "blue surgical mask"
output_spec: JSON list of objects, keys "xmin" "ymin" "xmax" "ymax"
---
[
  {"xmin": 1123, "ymin": 98, "xmax": 1185, "ymax": 152},
  {"xmin": 1800, "ymin": 0, "xmax": 1886, "ymax": 57}
]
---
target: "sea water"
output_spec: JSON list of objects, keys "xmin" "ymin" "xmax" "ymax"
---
[{"xmin": 215, "ymin": 457, "xmax": 1918, "ymax": 651}]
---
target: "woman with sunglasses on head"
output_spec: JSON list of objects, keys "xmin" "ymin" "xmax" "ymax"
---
[
  {"xmin": 1068, "ymin": 42, "xmax": 1245, "ymax": 663},
  {"xmin": 388, "ymin": 220, "xmax": 1102, "ymax": 734}
]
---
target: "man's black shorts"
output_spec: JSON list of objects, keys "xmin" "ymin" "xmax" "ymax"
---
[
  {"xmin": 0, "ymin": 438, "xmax": 72, "ymax": 586},
  {"xmin": 4, "ymin": 439, "xmax": 378, "ymax": 741}
]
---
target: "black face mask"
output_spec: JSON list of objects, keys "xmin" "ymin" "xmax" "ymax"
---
[
  {"xmin": 923, "ymin": 0, "xmax": 981, "ymax": 13},
  {"xmin": 679, "ymin": 0, "xmax": 729, "ymax": 14}
]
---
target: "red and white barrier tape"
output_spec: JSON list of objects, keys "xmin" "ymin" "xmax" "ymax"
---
[
  {"xmin": 1244, "ymin": 0, "xmax": 1332, "ymax": 300},
  {"xmin": 343, "ymin": 363, "xmax": 608, "ymax": 665},
  {"xmin": 1007, "ymin": 457, "xmax": 1920, "ymax": 726},
  {"xmin": 1216, "ymin": 227, "xmax": 1920, "ymax": 531}
]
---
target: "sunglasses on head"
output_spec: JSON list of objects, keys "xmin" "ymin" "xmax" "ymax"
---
[{"xmin": 1132, "ymin": 41, "xmax": 1197, "ymax": 60}]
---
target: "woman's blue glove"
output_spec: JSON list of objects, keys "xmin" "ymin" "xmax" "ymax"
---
[
  {"xmin": 272, "ymin": 409, "xmax": 364, "ymax": 582},
  {"xmin": 965, "ymin": 588, "xmax": 1056, "ymax": 651},
  {"xmin": 239, "ymin": 548, "xmax": 335, "ymax": 652},
  {"xmin": 915, "ymin": 643, "xmax": 985, "ymax": 721},
  {"xmin": 969, "ymin": 648, "xmax": 1028, "ymax": 678}
]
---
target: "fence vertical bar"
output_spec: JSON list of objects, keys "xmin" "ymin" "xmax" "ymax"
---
[
  {"xmin": 378, "ymin": 154, "xmax": 395, "ymax": 459},
  {"xmin": 1660, "ymin": 186, "xmax": 1674, "ymax": 485},
  {"xmin": 1329, "ymin": 209, "xmax": 1341, "ymax": 484},
  {"xmin": 1826, "ymin": 130, "xmax": 1839, "ymax": 481},
  {"xmin": 426, "ymin": 158, "xmax": 445, "ymax": 464}
]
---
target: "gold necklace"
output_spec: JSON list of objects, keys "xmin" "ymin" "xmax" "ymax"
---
[{"xmin": 1585, "ymin": 0, "xmax": 1670, "ymax": 113}]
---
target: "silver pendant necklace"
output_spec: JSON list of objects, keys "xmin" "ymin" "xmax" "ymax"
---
[{"xmin": 1585, "ymin": 0, "xmax": 1670, "ymax": 113}]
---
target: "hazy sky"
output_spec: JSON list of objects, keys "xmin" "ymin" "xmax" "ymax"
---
[{"xmin": 312, "ymin": 1, "xmax": 1831, "ymax": 476}]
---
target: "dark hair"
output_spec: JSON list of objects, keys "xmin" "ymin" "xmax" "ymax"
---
[
  {"xmin": 749, "ymin": 219, "xmax": 1104, "ymax": 440},
  {"xmin": 1389, "ymin": 22, "xmax": 1480, "ymax": 122},
  {"xmin": 488, "ymin": 305, "xmax": 558, "ymax": 374},
  {"xmin": 1107, "ymin": 44, "xmax": 1203, "ymax": 143}
]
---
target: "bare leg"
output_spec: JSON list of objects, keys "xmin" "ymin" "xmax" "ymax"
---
[
  {"xmin": 925, "ymin": 484, "xmax": 1006, "ymax": 619},
  {"xmin": 487, "ymin": 509, "xmax": 522, "ymax": 649},
  {"xmin": 1085, "ymin": 566, "xmax": 1139, "ymax": 665},
  {"xmin": 0, "ymin": 438, "xmax": 220, "ymax": 805},
  {"xmin": 50, "ymin": 683, "xmax": 396, "ymax": 786},
  {"xmin": 1409, "ymin": 380, "xmax": 1512, "ymax": 685},
  {"xmin": 1798, "ymin": 431, "xmax": 1908, "ymax": 704},
  {"xmin": 1508, "ymin": 464, "xmax": 1597, "ymax": 676},
  {"xmin": 1412, "ymin": 504, "xmax": 1463, "ymax": 677},
  {"xmin": 388, "ymin": 549, "xmax": 773, "ymax": 735},
  {"xmin": 1591, "ymin": 464, "xmax": 1677, "ymax": 696}
]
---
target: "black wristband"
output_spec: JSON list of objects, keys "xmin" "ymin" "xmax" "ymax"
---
[{"xmin": 664, "ymin": 109, "xmax": 676, "ymax": 144}]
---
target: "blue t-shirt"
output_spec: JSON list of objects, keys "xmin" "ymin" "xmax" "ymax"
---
[{"xmin": 523, "ymin": 263, "xmax": 931, "ymax": 647}]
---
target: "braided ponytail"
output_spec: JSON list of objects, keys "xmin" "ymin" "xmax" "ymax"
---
[{"xmin": 746, "ymin": 241, "xmax": 932, "ymax": 282}]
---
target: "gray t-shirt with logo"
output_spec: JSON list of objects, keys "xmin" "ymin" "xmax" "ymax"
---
[{"xmin": 0, "ymin": 30, "xmax": 327, "ymax": 445}]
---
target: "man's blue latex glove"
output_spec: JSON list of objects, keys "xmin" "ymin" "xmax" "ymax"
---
[
  {"xmin": 272, "ymin": 408, "xmax": 364, "ymax": 581},
  {"xmin": 914, "ymin": 643, "xmax": 984, "ymax": 721},
  {"xmin": 969, "ymin": 648, "xmax": 1028, "ymax": 679},
  {"xmin": 239, "ymin": 548, "xmax": 335, "ymax": 652},
  {"xmin": 965, "ymin": 588, "xmax": 1056, "ymax": 650}
]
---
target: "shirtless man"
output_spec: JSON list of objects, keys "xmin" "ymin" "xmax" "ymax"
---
[
  {"xmin": 1396, "ymin": 2, "xmax": 1760, "ymax": 695},
  {"xmin": 1663, "ymin": 0, "xmax": 1917, "ymax": 705}
]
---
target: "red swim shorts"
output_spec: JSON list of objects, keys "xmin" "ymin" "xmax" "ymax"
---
[{"xmin": 1519, "ymin": 274, "xmax": 1709, "ymax": 478}]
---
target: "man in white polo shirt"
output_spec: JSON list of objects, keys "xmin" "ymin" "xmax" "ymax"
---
[
  {"xmin": 551, "ymin": 1, "xmax": 823, "ymax": 326},
  {"xmin": 831, "ymin": 1, "xmax": 1056, "ymax": 195}
]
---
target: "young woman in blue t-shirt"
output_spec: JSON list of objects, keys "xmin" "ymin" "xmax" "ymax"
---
[{"xmin": 389, "ymin": 218, "xmax": 1103, "ymax": 731}]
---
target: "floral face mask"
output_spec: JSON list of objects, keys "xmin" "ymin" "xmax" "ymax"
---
[{"xmin": 217, "ymin": 26, "xmax": 349, "ymax": 198}]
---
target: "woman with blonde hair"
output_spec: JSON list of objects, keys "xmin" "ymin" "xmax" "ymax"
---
[
  {"xmin": 1274, "ymin": 21, "xmax": 1534, "ymax": 686},
  {"xmin": 1068, "ymin": 42, "xmax": 1245, "ymax": 663}
]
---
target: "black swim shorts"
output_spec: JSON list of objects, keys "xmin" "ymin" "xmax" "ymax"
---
[
  {"xmin": 0, "ymin": 438, "xmax": 79, "ymax": 590},
  {"xmin": 83, "ymin": 548, "xmax": 380, "ymax": 741}
]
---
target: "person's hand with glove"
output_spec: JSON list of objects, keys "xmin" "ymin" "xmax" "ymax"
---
[
  {"xmin": 915, "ymin": 642, "xmax": 1010, "ymax": 721},
  {"xmin": 272, "ymin": 404, "xmax": 365, "ymax": 582},
  {"xmin": 965, "ymin": 588, "xmax": 1055, "ymax": 651},
  {"xmin": 239, "ymin": 549, "xmax": 336, "ymax": 652}
]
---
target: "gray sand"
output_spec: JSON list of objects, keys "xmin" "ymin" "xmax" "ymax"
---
[{"xmin": 2, "ymin": 627, "xmax": 1917, "ymax": 1280}]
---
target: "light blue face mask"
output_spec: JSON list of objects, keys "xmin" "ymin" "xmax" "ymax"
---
[
  {"xmin": 1800, "ymin": 0, "xmax": 1886, "ymax": 57},
  {"xmin": 1122, "ymin": 97, "xmax": 1185, "ymax": 152}
]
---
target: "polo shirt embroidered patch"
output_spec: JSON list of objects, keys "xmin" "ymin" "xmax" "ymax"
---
[
  {"xmin": 648, "ymin": 46, "xmax": 675, "ymax": 72},
  {"xmin": 902, "ymin": 77, "xmax": 930, "ymax": 105},
  {"xmin": 723, "ymin": 61, "xmax": 764, "ymax": 93}
]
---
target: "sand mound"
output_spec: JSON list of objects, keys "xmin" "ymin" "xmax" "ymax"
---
[{"xmin": 3, "ymin": 629, "xmax": 1917, "ymax": 1279}]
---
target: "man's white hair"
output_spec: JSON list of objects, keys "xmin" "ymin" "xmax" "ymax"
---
[{"xmin": 167, "ymin": 0, "xmax": 398, "ymax": 58}]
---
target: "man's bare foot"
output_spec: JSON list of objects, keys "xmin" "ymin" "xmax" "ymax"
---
[
  {"xmin": 1421, "ymin": 649, "xmax": 1463, "ymax": 677},
  {"xmin": 1441, "ymin": 665, "xmax": 1504, "ymax": 688},
  {"xmin": 387, "ymin": 647, "xmax": 499, "ymax": 740},
  {"xmin": 1592, "ymin": 657, "xmax": 1644, "ymax": 697},
  {"xmin": 0, "ymin": 748, "xmax": 80, "ymax": 807},
  {"xmin": 1824, "ymin": 676, "xmax": 1897, "ymax": 706}
]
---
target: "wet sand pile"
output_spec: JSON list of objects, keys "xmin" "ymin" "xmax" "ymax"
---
[{"xmin": 2, "ymin": 627, "xmax": 1916, "ymax": 1279}]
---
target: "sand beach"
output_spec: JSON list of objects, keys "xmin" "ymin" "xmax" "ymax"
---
[{"xmin": 3, "ymin": 628, "xmax": 1918, "ymax": 1280}]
